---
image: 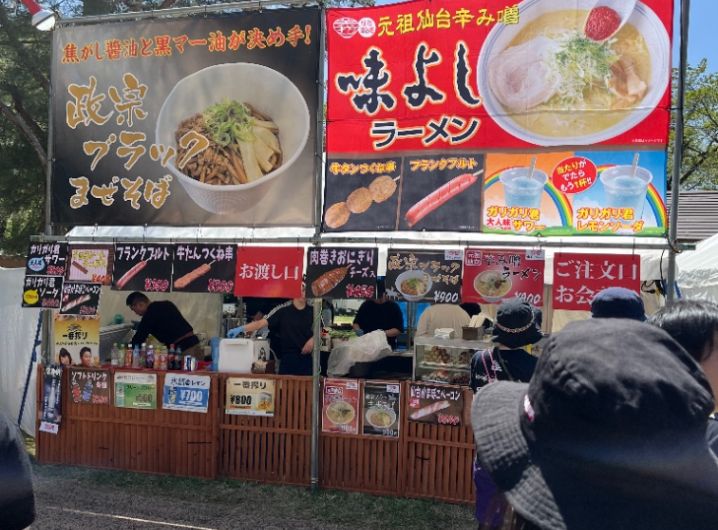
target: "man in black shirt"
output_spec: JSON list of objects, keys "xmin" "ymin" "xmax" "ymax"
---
[
  {"xmin": 126, "ymin": 292, "xmax": 202, "ymax": 359},
  {"xmin": 353, "ymin": 280, "xmax": 404, "ymax": 349}
]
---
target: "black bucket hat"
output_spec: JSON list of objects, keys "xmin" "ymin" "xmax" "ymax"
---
[
  {"xmin": 590, "ymin": 286, "xmax": 646, "ymax": 321},
  {"xmin": 472, "ymin": 319, "xmax": 718, "ymax": 530},
  {"xmin": 492, "ymin": 298, "xmax": 543, "ymax": 349}
]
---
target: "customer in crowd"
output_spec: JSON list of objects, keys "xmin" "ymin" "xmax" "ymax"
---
[
  {"xmin": 415, "ymin": 303, "xmax": 470, "ymax": 337},
  {"xmin": 353, "ymin": 279, "xmax": 404, "ymax": 349},
  {"xmin": 590, "ymin": 286, "xmax": 646, "ymax": 320},
  {"xmin": 0, "ymin": 412, "xmax": 35, "ymax": 530},
  {"xmin": 469, "ymin": 298, "xmax": 543, "ymax": 529},
  {"xmin": 472, "ymin": 318, "xmax": 718, "ymax": 530},
  {"xmin": 58, "ymin": 347, "xmax": 72, "ymax": 366},
  {"xmin": 649, "ymin": 299, "xmax": 718, "ymax": 452}
]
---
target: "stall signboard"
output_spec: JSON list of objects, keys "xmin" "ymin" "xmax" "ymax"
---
[
  {"xmin": 481, "ymin": 151, "xmax": 667, "ymax": 237},
  {"xmin": 322, "ymin": 378, "xmax": 360, "ymax": 435},
  {"xmin": 111, "ymin": 244, "xmax": 173, "ymax": 292},
  {"xmin": 114, "ymin": 372, "xmax": 157, "ymax": 409},
  {"xmin": 69, "ymin": 367, "xmax": 110, "ymax": 405},
  {"xmin": 234, "ymin": 247, "xmax": 304, "ymax": 298},
  {"xmin": 225, "ymin": 377, "xmax": 275, "ymax": 417},
  {"xmin": 163, "ymin": 373, "xmax": 211, "ymax": 413},
  {"xmin": 67, "ymin": 245, "xmax": 114, "ymax": 284},
  {"xmin": 362, "ymin": 381, "xmax": 401, "ymax": 438},
  {"xmin": 22, "ymin": 242, "xmax": 68, "ymax": 308},
  {"xmin": 461, "ymin": 249, "xmax": 545, "ymax": 307},
  {"xmin": 408, "ymin": 382, "xmax": 464, "ymax": 426},
  {"xmin": 51, "ymin": 8, "xmax": 320, "ymax": 227},
  {"xmin": 552, "ymin": 253, "xmax": 641, "ymax": 311},
  {"xmin": 60, "ymin": 282, "xmax": 102, "ymax": 316},
  {"xmin": 54, "ymin": 314, "xmax": 101, "ymax": 367},
  {"xmin": 305, "ymin": 247, "xmax": 378, "ymax": 299},
  {"xmin": 39, "ymin": 364, "xmax": 63, "ymax": 434},
  {"xmin": 385, "ymin": 249, "xmax": 463, "ymax": 303},
  {"xmin": 172, "ymin": 244, "xmax": 236, "ymax": 294}
]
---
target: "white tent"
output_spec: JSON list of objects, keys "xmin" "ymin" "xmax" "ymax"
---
[{"xmin": 677, "ymin": 232, "xmax": 718, "ymax": 301}]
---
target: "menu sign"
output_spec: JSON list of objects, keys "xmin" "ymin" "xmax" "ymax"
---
[
  {"xmin": 552, "ymin": 253, "xmax": 641, "ymax": 311},
  {"xmin": 114, "ymin": 372, "xmax": 157, "ymax": 409},
  {"xmin": 60, "ymin": 282, "xmax": 101, "ymax": 315},
  {"xmin": 172, "ymin": 244, "xmax": 236, "ymax": 294},
  {"xmin": 385, "ymin": 249, "xmax": 463, "ymax": 303},
  {"xmin": 69, "ymin": 368, "xmax": 110, "ymax": 405},
  {"xmin": 408, "ymin": 382, "xmax": 464, "ymax": 426},
  {"xmin": 39, "ymin": 364, "xmax": 63, "ymax": 435},
  {"xmin": 51, "ymin": 8, "xmax": 320, "ymax": 227},
  {"xmin": 22, "ymin": 242, "xmax": 68, "ymax": 308},
  {"xmin": 22, "ymin": 276, "xmax": 63, "ymax": 309},
  {"xmin": 234, "ymin": 247, "xmax": 304, "ymax": 298},
  {"xmin": 163, "ymin": 373, "xmax": 211, "ymax": 413},
  {"xmin": 225, "ymin": 377, "xmax": 276, "ymax": 417},
  {"xmin": 67, "ymin": 245, "xmax": 114, "ymax": 284},
  {"xmin": 362, "ymin": 381, "xmax": 401, "ymax": 438},
  {"xmin": 305, "ymin": 247, "xmax": 378, "ymax": 299},
  {"xmin": 461, "ymin": 249, "xmax": 545, "ymax": 306},
  {"xmin": 111, "ymin": 244, "xmax": 173, "ymax": 292},
  {"xmin": 322, "ymin": 378, "xmax": 359, "ymax": 435}
]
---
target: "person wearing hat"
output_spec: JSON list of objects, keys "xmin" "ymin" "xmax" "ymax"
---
[
  {"xmin": 590, "ymin": 286, "xmax": 646, "ymax": 320},
  {"xmin": 469, "ymin": 298, "xmax": 543, "ymax": 529},
  {"xmin": 472, "ymin": 318, "xmax": 718, "ymax": 530}
]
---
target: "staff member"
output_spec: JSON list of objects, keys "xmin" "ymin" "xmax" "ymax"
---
[
  {"xmin": 353, "ymin": 279, "xmax": 404, "ymax": 349},
  {"xmin": 126, "ymin": 292, "xmax": 202, "ymax": 359},
  {"xmin": 228, "ymin": 297, "xmax": 314, "ymax": 376}
]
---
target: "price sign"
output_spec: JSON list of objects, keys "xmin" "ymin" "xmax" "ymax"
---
[
  {"xmin": 225, "ymin": 377, "xmax": 275, "ymax": 417},
  {"xmin": 114, "ymin": 372, "xmax": 157, "ymax": 409},
  {"xmin": 162, "ymin": 374, "xmax": 210, "ymax": 413}
]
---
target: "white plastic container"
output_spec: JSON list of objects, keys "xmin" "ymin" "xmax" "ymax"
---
[{"xmin": 217, "ymin": 338, "xmax": 270, "ymax": 373}]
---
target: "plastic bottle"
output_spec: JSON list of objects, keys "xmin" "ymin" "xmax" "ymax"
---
[
  {"xmin": 111, "ymin": 343, "xmax": 119, "ymax": 367},
  {"xmin": 139, "ymin": 343, "xmax": 147, "ymax": 368},
  {"xmin": 146, "ymin": 344, "xmax": 155, "ymax": 369},
  {"xmin": 176, "ymin": 346, "xmax": 183, "ymax": 370},
  {"xmin": 168, "ymin": 344, "xmax": 176, "ymax": 370},
  {"xmin": 125, "ymin": 344, "xmax": 133, "ymax": 367},
  {"xmin": 132, "ymin": 345, "xmax": 140, "ymax": 369}
]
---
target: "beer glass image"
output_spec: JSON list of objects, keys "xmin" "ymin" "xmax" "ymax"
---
[
  {"xmin": 600, "ymin": 165, "xmax": 652, "ymax": 219},
  {"xmin": 500, "ymin": 167, "xmax": 548, "ymax": 209}
]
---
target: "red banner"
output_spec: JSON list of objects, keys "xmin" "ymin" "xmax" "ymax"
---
[
  {"xmin": 552, "ymin": 253, "xmax": 640, "ymax": 310},
  {"xmin": 327, "ymin": 0, "xmax": 672, "ymax": 152},
  {"xmin": 234, "ymin": 247, "xmax": 304, "ymax": 298},
  {"xmin": 461, "ymin": 248, "xmax": 545, "ymax": 306}
]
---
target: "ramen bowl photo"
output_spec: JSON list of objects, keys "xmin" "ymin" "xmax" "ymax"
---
[
  {"xmin": 326, "ymin": 400, "xmax": 356, "ymax": 425},
  {"xmin": 395, "ymin": 270, "xmax": 433, "ymax": 302},
  {"xmin": 156, "ymin": 63, "xmax": 310, "ymax": 214},
  {"xmin": 474, "ymin": 270, "xmax": 513, "ymax": 302},
  {"xmin": 365, "ymin": 406, "xmax": 397, "ymax": 430},
  {"xmin": 477, "ymin": 0, "xmax": 670, "ymax": 146}
]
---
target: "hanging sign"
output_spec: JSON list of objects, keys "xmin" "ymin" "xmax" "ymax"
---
[
  {"xmin": 172, "ymin": 244, "xmax": 236, "ymax": 294},
  {"xmin": 22, "ymin": 242, "xmax": 68, "ymax": 308},
  {"xmin": 111, "ymin": 243, "xmax": 173, "ymax": 292},
  {"xmin": 54, "ymin": 314, "xmax": 101, "ymax": 368},
  {"xmin": 66, "ymin": 245, "xmax": 114, "ymax": 284},
  {"xmin": 305, "ymin": 247, "xmax": 378, "ymax": 299},
  {"xmin": 234, "ymin": 247, "xmax": 304, "ymax": 298},
  {"xmin": 60, "ymin": 282, "xmax": 102, "ymax": 315},
  {"xmin": 385, "ymin": 249, "xmax": 463, "ymax": 303},
  {"xmin": 39, "ymin": 364, "xmax": 63, "ymax": 434}
]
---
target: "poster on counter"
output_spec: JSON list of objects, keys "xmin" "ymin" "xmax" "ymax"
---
[
  {"xmin": 234, "ymin": 247, "xmax": 304, "ymax": 298},
  {"xmin": 172, "ymin": 244, "xmax": 236, "ymax": 294},
  {"xmin": 54, "ymin": 314, "xmax": 101, "ymax": 368},
  {"xmin": 408, "ymin": 382, "xmax": 464, "ymax": 426},
  {"xmin": 69, "ymin": 367, "xmax": 110, "ymax": 405},
  {"xmin": 22, "ymin": 242, "xmax": 67, "ymax": 308},
  {"xmin": 163, "ymin": 373, "xmax": 211, "ymax": 413},
  {"xmin": 51, "ymin": 8, "xmax": 320, "ymax": 227},
  {"xmin": 552, "ymin": 253, "xmax": 641, "ymax": 311},
  {"xmin": 384, "ymin": 249, "xmax": 463, "ymax": 303},
  {"xmin": 39, "ymin": 364, "xmax": 63, "ymax": 434},
  {"xmin": 66, "ymin": 245, "xmax": 114, "ymax": 284},
  {"xmin": 305, "ymin": 247, "xmax": 378, "ymax": 299},
  {"xmin": 60, "ymin": 282, "xmax": 102, "ymax": 315},
  {"xmin": 482, "ymin": 151, "xmax": 667, "ymax": 237},
  {"xmin": 461, "ymin": 249, "xmax": 545, "ymax": 307},
  {"xmin": 362, "ymin": 381, "xmax": 401, "ymax": 438},
  {"xmin": 322, "ymin": 378, "xmax": 360, "ymax": 434},
  {"xmin": 111, "ymin": 243, "xmax": 173, "ymax": 292},
  {"xmin": 225, "ymin": 377, "xmax": 275, "ymax": 416},
  {"xmin": 114, "ymin": 372, "xmax": 157, "ymax": 409}
]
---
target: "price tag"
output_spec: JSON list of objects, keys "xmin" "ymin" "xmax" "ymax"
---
[{"xmin": 162, "ymin": 374, "xmax": 210, "ymax": 413}]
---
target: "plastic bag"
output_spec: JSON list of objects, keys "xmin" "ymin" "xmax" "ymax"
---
[{"xmin": 327, "ymin": 330, "xmax": 392, "ymax": 376}]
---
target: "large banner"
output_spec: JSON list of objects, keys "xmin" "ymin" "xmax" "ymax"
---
[
  {"xmin": 326, "ymin": 0, "xmax": 672, "ymax": 233},
  {"xmin": 52, "ymin": 8, "xmax": 320, "ymax": 226}
]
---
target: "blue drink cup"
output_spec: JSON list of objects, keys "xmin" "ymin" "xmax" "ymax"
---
[
  {"xmin": 500, "ymin": 168, "xmax": 548, "ymax": 209},
  {"xmin": 600, "ymin": 166, "xmax": 652, "ymax": 220}
]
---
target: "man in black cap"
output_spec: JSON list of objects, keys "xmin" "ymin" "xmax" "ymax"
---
[
  {"xmin": 472, "ymin": 318, "xmax": 718, "ymax": 530},
  {"xmin": 590, "ymin": 286, "xmax": 646, "ymax": 320}
]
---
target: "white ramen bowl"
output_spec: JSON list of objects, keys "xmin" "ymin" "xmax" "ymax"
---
[
  {"xmin": 477, "ymin": 0, "xmax": 670, "ymax": 146},
  {"xmin": 156, "ymin": 63, "xmax": 310, "ymax": 214},
  {"xmin": 395, "ymin": 270, "xmax": 433, "ymax": 302}
]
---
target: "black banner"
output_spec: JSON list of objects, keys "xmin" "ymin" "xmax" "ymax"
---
[
  {"xmin": 305, "ymin": 247, "xmax": 378, "ymax": 299},
  {"xmin": 172, "ymin": 244, "xmax": 236, "ymax": 293},
  {"xmin": 385, "ymin": 249, "xmax": 463, "ymax": 303},
  {"xmin": 111, "ymin": 244, "xmax": 173, "ymax": 292},
  {"xmin": 60, "ymin": 282, "xmax": 102, "ymax": 315}
]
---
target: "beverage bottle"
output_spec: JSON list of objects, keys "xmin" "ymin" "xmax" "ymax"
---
[
  {"xmin": 146, "ymin": 345, "xmax": 155, "ymax": 369},
  {"xmin": 132, "ymin": 345, "xmax": 140, "ymax": 368},
  {"xmin": 125, "ymin": 344, "xmax": 133, "ymax": 367},
  {"xmin": 158, "ymin": 348, "xmax": 167, "ymax": 371},
  {"xmin": 168, "ymin": 344, "xmax": 176, "ymax": 370},
  {"xmin": 111, "ymin": 343, "xmax": 119, "ymax": 367},
  {"xmin": 176, "ymin": 346, "xmax": 183, "ymax": 370},
  {"xmin": 139, "ymin": 343, "xmax": 147, "ymax": 368}
]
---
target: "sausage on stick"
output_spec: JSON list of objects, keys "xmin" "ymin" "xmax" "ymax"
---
[
  {"xmin": 404, "ymin": 170, "xmax": 483, "ymax": 227},
  {"xmin": 174, "ymin": 260, "xmax": 216, "ymax": 289},
  {"xmin": 115, "ymin": 260, "xmax": 148, "ymax": 289}
]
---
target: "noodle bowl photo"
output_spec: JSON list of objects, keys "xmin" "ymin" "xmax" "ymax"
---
[
  {"xmin": 395, "ymin": 270, "xmax": 433, "ymax": 302},
  {"xmin": 155, "ymin": 63, "xmax": 310, "ymax": 214},
  {"xmin": 474, "ymin": 270, "xmax": 513, "ymax": 302},
  {"xmin": 477, "ymin": 0, "xmax": 669, "ymax": 146}
]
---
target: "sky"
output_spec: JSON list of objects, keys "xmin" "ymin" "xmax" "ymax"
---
[{"xmin": 676, "ymin": 0, "xmax": 717, "ymax": 71}]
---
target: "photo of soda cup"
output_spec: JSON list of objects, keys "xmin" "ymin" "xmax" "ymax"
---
[
  {"xmin": 499, "ymin": 167, "xmax": 548, "ymax": 209},
  {"xmin": 600, "ymin": 165, "xmax": 652, "ymax": 220}
]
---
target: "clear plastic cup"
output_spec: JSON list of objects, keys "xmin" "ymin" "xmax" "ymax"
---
[
  {"xmin": 500, "ymin": 168, "xmax": 548, "ymax": 209},
  {"xmin": 600, "ymin": 166, "xmax": 652, "ymax": 219}
]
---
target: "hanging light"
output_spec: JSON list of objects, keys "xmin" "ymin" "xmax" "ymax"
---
[{"xmin": 20, "ymin": 0, "xmax": 57, "ymax": 31}]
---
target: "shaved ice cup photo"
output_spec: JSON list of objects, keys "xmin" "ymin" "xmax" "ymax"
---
[
  {"xmin": 500, "ymin": 167, "xmax": 548, "ymax": 209},
  {"xmin": 599, "ymin": 165, "xmax": 652, "ymax": 219}
]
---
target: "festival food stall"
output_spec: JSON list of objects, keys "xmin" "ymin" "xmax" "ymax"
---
[{"xmin": 29, "ymin": 0, "xmax": 675, "ymax": 506}]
